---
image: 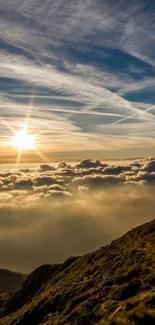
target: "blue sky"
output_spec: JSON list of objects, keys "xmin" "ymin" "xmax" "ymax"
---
[{"xmin": 0, "ymin": 0, "xmax": 155, "ymax": 162}]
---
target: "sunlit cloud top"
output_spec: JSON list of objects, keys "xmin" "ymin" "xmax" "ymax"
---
[{"xmin": 0, "ymin": 0, "xmax": 155, "ymax": 162}]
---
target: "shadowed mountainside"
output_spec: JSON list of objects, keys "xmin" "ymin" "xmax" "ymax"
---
[
  {"xmin": 0, "ymin": 269, "xmax": 26, "ymax": 295},
  {"xmin": 0, "ymin": 219, "xmax": 155, "ymax": 325}
]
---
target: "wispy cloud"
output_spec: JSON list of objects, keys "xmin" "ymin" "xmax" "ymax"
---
[{"xmin": 0, "ymin": 0, "xmax": 155, "ymax": 160}]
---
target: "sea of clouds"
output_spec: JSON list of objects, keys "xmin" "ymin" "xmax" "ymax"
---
[{"xmin": 0, "ymin": 158, "xmax": 155, "ymax": 273}]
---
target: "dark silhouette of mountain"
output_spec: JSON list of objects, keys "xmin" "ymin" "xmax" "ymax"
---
[
  {"xmin": 0, "ymin": 219, "xmax": 155, "ymax": 324},
  {"xmin": 0, "ymin": 269, "xmax": 26, "ymax": 294}
]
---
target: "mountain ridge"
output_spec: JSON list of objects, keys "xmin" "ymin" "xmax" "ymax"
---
[
  {"xmin": 0, "ymin": 269, "xmax": 26, "ymax": 295},
  {"xmin": 0, "ymin": 218, "xmax": 155, "ymax": 324}
]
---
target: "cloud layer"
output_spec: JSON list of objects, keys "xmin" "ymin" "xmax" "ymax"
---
[{"xmin": 0, "ymin": 158, "xmax": 155, "ymax": 273}]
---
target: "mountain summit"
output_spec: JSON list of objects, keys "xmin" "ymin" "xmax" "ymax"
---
[{"xmin": 0, "ymin": 219, "xmax": 155, "ymax": 325}]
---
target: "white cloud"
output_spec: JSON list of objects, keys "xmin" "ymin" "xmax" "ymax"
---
[
  {"xmin": 0, "ymin": 158, "xmax": 155, "ymax": 272},
  {"xmin": 0, "ymin": 0, "xmax": 155, "ymax": 158}
]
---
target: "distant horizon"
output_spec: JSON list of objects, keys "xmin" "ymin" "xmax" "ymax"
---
[{"xmin": 0, "ymin": 155, "xmax": 150, "ymax": 166}]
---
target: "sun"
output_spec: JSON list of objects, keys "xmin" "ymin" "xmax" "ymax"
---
[{"xmin": 11, "ymin": 130, "xmax": 35, "ymax": 151}]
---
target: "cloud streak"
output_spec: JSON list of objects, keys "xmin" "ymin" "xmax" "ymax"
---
[{"xmin": 0, "ymin": 0, "xmax": 155, "ymax": 160}]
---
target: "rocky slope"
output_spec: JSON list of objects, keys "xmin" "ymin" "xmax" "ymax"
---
[{"xmin": 0, "ymin": 219, "xmax": 155, "ymax": 325}]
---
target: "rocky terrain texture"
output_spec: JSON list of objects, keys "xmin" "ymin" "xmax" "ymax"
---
[{"xmin": 0, "ymin": 219, "xmax": 154, "ymax": 325}]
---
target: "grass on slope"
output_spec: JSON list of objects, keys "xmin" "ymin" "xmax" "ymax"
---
[{"xmin": 0, "ymin": 219, "xmax": 154, "ymax": 325}]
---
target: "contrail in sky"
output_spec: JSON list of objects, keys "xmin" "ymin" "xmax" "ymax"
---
[{"xmin": 109, "ymin": 105, "xmax": 155, "ymax": 126}]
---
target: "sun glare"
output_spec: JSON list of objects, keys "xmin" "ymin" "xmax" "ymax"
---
[{"xmin": 11, "ymin": 130, "xmax": 34, "ymax": 151}]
